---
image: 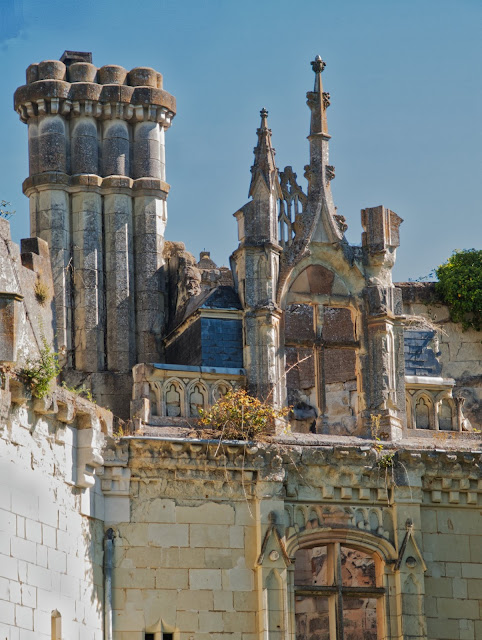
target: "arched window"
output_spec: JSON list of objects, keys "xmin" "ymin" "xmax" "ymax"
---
[
  {"xmin": 285, "ymin": 299, "xmax": 358, "ymax": 435},
  {"xmin": 294, "ymin": 543, "xmax": 385, "ymax": 640},
  {"xmin": 51, "ymin": 610, "xmax": 61, "ymax": 640},
  {"xmin": 415, "ymin": 396, "xmax": 431, "ymax": 429}
]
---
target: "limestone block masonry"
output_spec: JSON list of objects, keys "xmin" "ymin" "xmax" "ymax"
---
[
  {"xmin": 14, "ymin": 51, "xmax": 176, "ymax": 419},
  {"xmin": 0, "ymin": 379, "xmax": 113, "ymax": 640}
]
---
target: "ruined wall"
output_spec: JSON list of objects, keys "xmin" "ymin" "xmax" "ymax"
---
[
  {"xmin": 399, "ymin": 282, "xmax": 482, "ymax": 427},
  {"xmin": 0, "ymin": 219, "xmax": 55, "ymax": 368},
  {"xmin": 105, "ymin": 436, "xmax": 482, "ymax": 640},
  {"xmin": 0, "ymin": 386, "xmax": 111, "ymax": 640}
]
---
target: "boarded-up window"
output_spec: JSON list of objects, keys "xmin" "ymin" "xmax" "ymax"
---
[{"xmin": 294, "ymin": 544, "xmax": 384, "ymax": 640}]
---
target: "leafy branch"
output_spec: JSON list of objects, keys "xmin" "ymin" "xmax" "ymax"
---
[
  {"xmin": 21, "ymin": 336, "xmax": 61, "ymax": 398},
  {"xmin": 436, "ymin": 249, "xmax": 482, "ymax": 331}
]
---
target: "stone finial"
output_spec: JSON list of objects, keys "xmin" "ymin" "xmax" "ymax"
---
[
  {"xmin": 307, "ymin": 55, "xmax": 329, "ymax": 135},
  {"xmin": 248, "ymin": 108, "xmax": 281, "ymax": 198},
  {"xmin": 311, "ymin": 55, "xmax": 326, "ymax": 74}
]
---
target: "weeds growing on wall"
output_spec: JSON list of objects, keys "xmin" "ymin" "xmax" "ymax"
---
[
  {"xmin": 198, "ymin": 388, "xmax": 290, "ymax": 441},
  {"xmin": 21, "ymin": 336, "xmax": 61, "ymax": 398},
  {"xmin": 61, "ymin": 381, "xmax": 94, "ymax": 402},
  {"xmin": 435, "ymin": 249, "xmax": 482, "ymax": 331},
  {"xmin": 34, "ymin": 279, "xmax": 49, "ymax": 306}
]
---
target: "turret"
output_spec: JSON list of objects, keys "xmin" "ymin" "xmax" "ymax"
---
[
  {"xmin": 14, "ymin": 51, "xmax": 176, "ymax": 417},
  {"xmin": 231, "ymin": 109, "xmax": 284, "ymax": 405}
]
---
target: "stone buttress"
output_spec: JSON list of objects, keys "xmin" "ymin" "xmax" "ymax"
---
[{"xmin": 14, "ymin": 51, "xmax": 176, "ymax": 418}]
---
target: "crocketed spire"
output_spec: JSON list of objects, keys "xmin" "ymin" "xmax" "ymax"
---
[{"xmin": 248, "ymin": 108, "xmax": 279, "ymax": 197}]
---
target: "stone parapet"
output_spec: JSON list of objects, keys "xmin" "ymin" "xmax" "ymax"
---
[
  {"xmin": 131, "ymin": 362, "xmax": 246, "ymax": 427},
  {"xmin": 14, "ymin": 63, "xmax": 175, "ymax": 125}
]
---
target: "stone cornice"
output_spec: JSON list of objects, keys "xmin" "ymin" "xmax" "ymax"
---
[
  {"xmin": 23, "ymin": 173, "xmax": 170, "ymax": 197},
  {"xmin": 14, "ymin": 80, "xmax": 176, "ymax": 125}
]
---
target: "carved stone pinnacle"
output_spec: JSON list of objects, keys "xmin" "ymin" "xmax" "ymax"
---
[{"xmin": 311, "ymin": 55, "xmax": 326, "ymax": 74}]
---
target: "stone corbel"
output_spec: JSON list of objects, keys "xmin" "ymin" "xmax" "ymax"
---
[
  {"xmin": 33, "ymin": 395, "xmax": 58, "ymax": 415},
  {"xmin": 100, "ymin": 440, "xmax": 131, "ymax": 524},
  {"xmin": 75, "ymin": 414, "xmax": 105, "ymax": 489}
]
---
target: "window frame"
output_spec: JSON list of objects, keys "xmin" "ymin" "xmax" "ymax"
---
[{"xmin": 293, "ymin": 540, "xmax": 388, "ymax": 640}]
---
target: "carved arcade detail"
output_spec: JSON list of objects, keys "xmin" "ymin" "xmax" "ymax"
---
[{"xmin": 278, "ymin": 167, "xmax": 307, "ymax": 249}]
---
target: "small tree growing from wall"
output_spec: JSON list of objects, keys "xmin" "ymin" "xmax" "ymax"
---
[
  {"xmin": 435, "ymin": 249, "xmax": 482, "ymax": 331},
  {"xmin": 198, "ymin": 389, "xmax": 290, "ymax": 441}
]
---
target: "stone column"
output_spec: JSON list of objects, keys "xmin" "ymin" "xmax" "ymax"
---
[
  {"xmin": 104, "ymin": 185, "xmax": 136, "ymax": 372},
  {"xmin": 71, "ymin": 186, "xmax": 104, "ymax": 371},
  {"xmin": 360, "ymin": 206, "xmax": 406, "ymax": 439},
  {"xmin": 14, "ymin": 52, "xmax": 176, "ymax": 417},
  {"xmin": 392, "ymin": 470, "xmax": 428, "ymax": 640},
  {"xmin": 133, "ymin": 183, "xmax": 168, "ymax": 364},
  {"xmin": 71, "ymin": 116, "xmax": 99, "ymax": 175},
  {"xmin": 24, "ymin": 183, "xmax": 72, "ymax": 366}
]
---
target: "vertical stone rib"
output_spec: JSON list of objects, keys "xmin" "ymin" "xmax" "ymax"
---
[
  {"xmin": 36, "ymin": 188, "xmax": 72, "ymax": 365},
  {"xmin": 102, "ymin": 120, "xmax": 130, "ymax": 177},
  {"xmin": 71, "ymin": 117, "xmax": 99, "ymax": 175},
  {"xmin": 133, "ymin": 121, "xmax": 162, "ymax": 179},
  {"xmin": 37, "ymin": 115, "xmax": 67, "ymax": 173},
  {"xmin": 72, "ymin": 191, "xmax": 104, "ymax": 371},
  {"xmin": 133, "ymin": 192, "xmax": 166, "ymax": 364},
  {"xmin": 104, "ymin": 191, "xmax": 135, "ymax": 372}
]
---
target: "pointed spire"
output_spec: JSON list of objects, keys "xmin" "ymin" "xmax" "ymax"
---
[
  {"xmin": 303, "ymin": 56, "xmax": 345, "ymax": 243},
  {"xmin": 249, "ymin": 108, "xmax": 280, "ymax": 197},
  {"xmin": 308, "ymin": 55, "xmax": 329, "ymax": 136}
]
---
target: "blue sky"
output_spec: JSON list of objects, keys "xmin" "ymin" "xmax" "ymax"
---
[{"xmin": 0, "ymin": 0, "xmax": 480, "ymax": 281}]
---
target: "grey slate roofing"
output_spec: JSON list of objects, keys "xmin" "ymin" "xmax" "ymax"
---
[
  {"xmin": 175, "ymin": 286, "xmax": 242, "ymax": 328},
  {"xmin": 404, "ymin": 329, "xmax": 442, "ymax": 377}
]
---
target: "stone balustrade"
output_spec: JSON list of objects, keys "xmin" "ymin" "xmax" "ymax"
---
[{"xmin": 131, "ymin": 363, "xmax": 246, "ymax": 426}]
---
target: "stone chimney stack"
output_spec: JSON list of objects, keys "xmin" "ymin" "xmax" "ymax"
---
[{"xmin": 14, "ymin": 51, "xmax": 176, "ymax": 416}]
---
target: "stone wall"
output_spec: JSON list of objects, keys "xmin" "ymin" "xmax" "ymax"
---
[
  {"xmin": 105, "ymin": 435, "xmax": 482, "ymax": 640},
  {"xmin": 399, "ymin": 282, "xmax": 482, "ymax": 427},
  {"xmin": 422, "ymin": 506, "xmax": 482, "ymax": 639},
  {"xmin": 0, "ymin": 385, "xmax": 111, "ymax": 640}
]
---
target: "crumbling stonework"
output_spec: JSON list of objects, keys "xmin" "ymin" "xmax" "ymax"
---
[{"xmin": 1, "ymin": 50, "xmax": 481, "ymax": 640}]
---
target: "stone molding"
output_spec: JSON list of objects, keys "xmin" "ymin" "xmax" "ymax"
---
[{"xmin": 22, "ymin": 172, "xmax": 170, "ymax": 197}]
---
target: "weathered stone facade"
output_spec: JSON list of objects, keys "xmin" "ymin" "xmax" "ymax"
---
[{"xmin": 1, "ymin": 50, "xmax": 481, "ymax": 640}]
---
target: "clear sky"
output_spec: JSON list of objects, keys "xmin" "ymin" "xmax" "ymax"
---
[{"xmin": 0, "ymin": 0, "xmax": 480, "ymax": 281}]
